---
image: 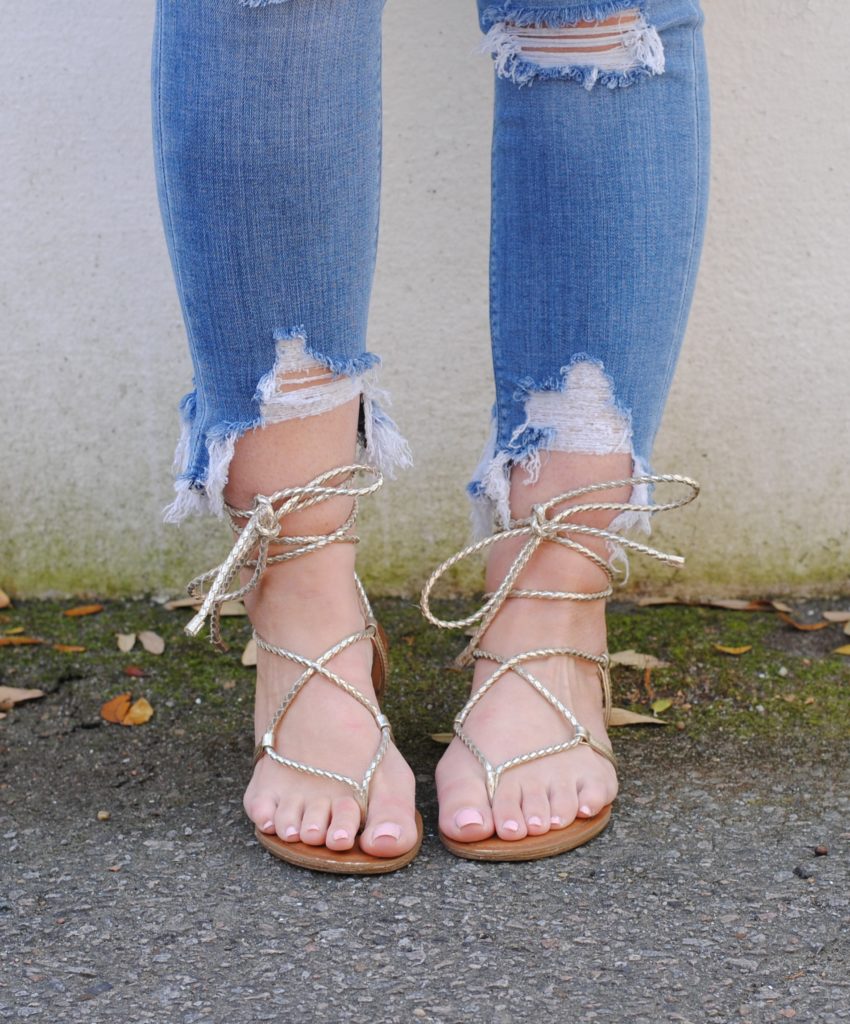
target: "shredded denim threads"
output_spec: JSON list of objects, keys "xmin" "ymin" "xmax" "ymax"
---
[
  {"xmin": 237, "ymin": 0, "xmax": 293, "ymax": 8},
  {"xmin": 480, "ymin": 4, "xmax": 664, "ymax": 90},
  {"xmin": 480, "ymin": 1, "xmax": 648, "ymax": 30},
  {"xmin": 163, "ymin": 329, "xmax": 411, "ymax": 525},
  {"xmin": 467, "ymin": 359, "xmax": 653, "ymax": 575}
]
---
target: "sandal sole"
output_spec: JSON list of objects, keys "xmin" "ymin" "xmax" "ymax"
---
[
  {"xmin": 438, "ymin": 804, "xmax": 611, "ymax": 862},
  {"xmin": 254, "ymin": 811, "xmax": 424, "ymax": 875}
]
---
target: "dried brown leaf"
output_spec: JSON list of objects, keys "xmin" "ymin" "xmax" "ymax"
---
[
  {"xmin": 832, "ymin": 645, "xmax": 850, "ymax": 656},
  {"xmin": 636, "ymin": 597, "xmax": 681, "ymax": 607},
  {"xmin": 0, "ymin": 686, "xmax": 46, "ymax": 711},
  {"xmin": 241, "ymin": 638, "xmax": 257, "ymax": 667},
  {"xmin": 116, "ymin": 633, "xmax": 136, "ymax": 653},
  {"xmin": 163, "ymin": 596, "xmax": 201, "ymax": 611},
  {"xmin": 138, "ymin": 630, "xmax": 165, "ymax": 655},
  {"xmin": 608, "ymin": 707, "xmax": 669, "ymax": 727},
  {"xmin": 4, "ymin": 626, "xmax": 24, "ymax": 635},
  {"xmin": 122, "ymin": 665, "xmax": 145, "ymax": 678},
  {"xmin": 713, "ymin": 644, "xmax": 753, "ymax": 656},
  {"xmin": 430, "ymin": 733, "xmax": 454, "ymax": 744},
  {"xmin": 122, "ymin": 697, "xmax": 154, "ymax": 726},
  {"xmin": 777, "ymin": 613, "xmax": 830, "ymax": 632},
  {"xmin": 770, "ymin": 600, "xmax": 794, "ymax": 613},
  {"xmin": 53, "ymin": 644, "xmax": 86, "ymax": 653},
  {"xmin": 823, "ymin": 610, "xmax": 850, "ymax": 623},
  {"xmin": 100, "ymin": 692, "xmax": 132, "ymax": 723},
  {"xmin": 219, "ymin": 601, "xmax": 247, "ymax": 618},
  {"xmin": 702, "ymin": 599, "xmax": 774, "ymax": 612},
  {"xmin": 0, "ymin": 635, "xmax": 43, "ymax": 647},
  {"xmin": 0, "ymin": 588, "xmax": 10, "ymax": 609},
  {"xmin": 63, "ymin": 604, "xmax": 104, "ymax": 618},
  {"xmin": 845, "ymin": 622, "xmax": 850, "ymax": 637},
  {"xmin": 609, "ymin": 650, "xmax": 670, "ymax": 670}
]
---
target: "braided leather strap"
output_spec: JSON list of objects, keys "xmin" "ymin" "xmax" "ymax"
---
[
  {"xmin": 420, "ymin": 474, "xmax": 699, "ymax": 801},
  {"xmin": 183, "ymin": 465, "xmax": 389, "ymax": 824}
]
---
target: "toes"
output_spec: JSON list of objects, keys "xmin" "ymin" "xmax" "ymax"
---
[
  {"xmin": 325, "ymin": 796, "xmax": 360, "ymax": 852},
  {"xmin": 521, "ymin": 785, "xmax": 551, "ymax": 836},
  {"xmin": 548, "ymin": 784, "xmax": 579, "ymax": 830},
  {"xmin": 300, "ymin": 801, "xmax": 331, "ymax": 846},
  {"xmin": 575, "ymin": 780, "xmax": 610, "ymax": 819},
  {"xmin": 360, "ymin": 796, "xmax": 419, "ymax": 858},
  {"xmin": 273, "ymin": 797, "xmax": 304, "ymax": 843},
  {"xmin": 491, "ymin": 780, "xmax": 527, "ymax": 841},
  {"xmin": 436, "ymin": 779, "xmax": 494, "ymax": 844},
  {"xmin": 244, "ymin": 790, "xmax": 278, "ymax": 835}
]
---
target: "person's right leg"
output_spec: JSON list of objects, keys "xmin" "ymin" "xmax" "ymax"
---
[{"xmin": 152, "ymin": 0, "xmax": 418, "ymax": 858}]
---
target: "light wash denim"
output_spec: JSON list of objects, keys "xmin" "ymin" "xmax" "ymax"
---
[{"xmin": 152, "ymin": 0, "xmax": 709, "ymax": 530}]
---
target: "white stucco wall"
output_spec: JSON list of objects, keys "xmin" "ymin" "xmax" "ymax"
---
[{"xmin": 2, "ymin": 0, "xmax": 848, "ymax": 598}]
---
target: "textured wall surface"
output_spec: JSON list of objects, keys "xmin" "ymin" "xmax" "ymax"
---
[{"xmin": 2, "ymin": 0, "xmax": 848, "ymax": 598}]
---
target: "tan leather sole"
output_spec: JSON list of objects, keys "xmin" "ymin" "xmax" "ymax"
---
[
  {"xmin": 254, "ymin": 811, "xmax": 424, "ymax": 875},
  {"xmin": 438, "ymin": 804, "xmax": 612, "ymax": 862}
]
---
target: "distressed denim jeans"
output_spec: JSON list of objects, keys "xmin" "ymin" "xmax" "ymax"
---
[{"xmin": 152, "ymin": 0, "xmax": 709, "ymax": 531}]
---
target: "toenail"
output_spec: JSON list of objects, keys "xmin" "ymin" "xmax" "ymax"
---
[
  {"xmin": 579, "ymin": 805, "xmax": 593, "ymax": 817},
  {"xmin": 332, "ymin": 829, "xmax": 349, "ymax": 842},
  {"xmin": 550, "ymin": 816, "xmax": 563, "ymax": 827},
  {"xmin": 285, "ymin": 826, "xmax": 299, "ymax": 839},
  {"xmin": 455, "ymin": 808, "xmax": 485, "ymax": 829},
  {"xmin": 261, "ymin": 820, "xmax": 274, "ymax": 832},
  {"xmin": 503, "ymin": 819, "xmax": 520, "ymax": 833},
  {"xmin": 305, "ymin": 824, "xmax": 321, "ymax": 833},
  {"xmin": 527, "ymin": 816, "xmax": 543, "ymax": 828},
  {"xmin": 373, "ymin": 822, "xmax": 401, "ymax": 841}
]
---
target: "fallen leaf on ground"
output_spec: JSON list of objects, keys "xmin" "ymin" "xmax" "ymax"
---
[
  {"xmin": 804, "ymin": 696, "xmax": 816, "ymax": 705},
  {"xmin": 702, "ymin": 599, "xmax": 775, "ymax": 612},
  {"xmin": 714, "ymin": 644, "xmax": 753, "ymax": 656},
  {"xmin": 780, "ymin": 694, "xmax": 797, "ymax": 703},
  {"xmin": 0, "ymin": 712, "xmax": 6, "ymax": 720},
  {"xmin": 163, "ymin": 596, "xmax": 201, "ymax": 611},
  {"xmin": 220, "ymin": 601, "xmax": 247, "ymax": 617},
  {"xmin": 0, "ymin": 588, "xmax": 10, "ymax": 609},
  {"xmin": 138, "ymin": 631, "xmax": 165, "ymax": 655},
  {"xmin": 833, "ymin": 645, "xmax": 850, "ymax": 656},
  {"xmin": 53, "ymin": 644, "xmax": 86, "ymax": 653},
  {"xmin": 430, "ymin": 732, "xmax": 454, "ymax": 744},
  {"xmin": 608, "ymin": 707, "xmax": 669, "ymax": 727},
  {"xmin": 100, "ymin": 692, "xmax": 154, "ymax": 726},
  {"xmin": 3, "ymin": 626, "xmax": 24, "ymax": 635},
  {"xmin": 122, "ymin": 665, "xmax": 145, "ymax": 678},
  {"xmin": 651, "ymin": 698, "xmax": 673, "ymax": 714},
  {"xmin": 123, "ymin": 697, "xmax": 154, "ymax": 726},
  {"xmin": 845, "ymin": 622, "xmax": 850, "ymax": 637},
  {"xmin": 0, "ymin": 686, "xmax": 46, "ymax": 711},
  {"xmin": 770, "ymin": 600, "xmax": 794, "ymax": 613},
  {"xmin": 823, "ymin": 610, "xmax": 850, "ymax": 623},
  {"xmin": 777, "ymin": 613, "xmax": 830, "ymax": 632},
  {"xmin": 241, "ymin": 638, "xmax": 257, "ymax": 667},
  {"xmin": 63, "ymin": 604, "xmax": 104, "ymax": 618},
  {"xmin": 636, "ymin": 597, "xmax": 681, "ymax": 607},
  {"xmin": 101, "ymin": 692, "xmax": 132, "ymax": 723},
  {"xmin": 609, "ymin": 650, "xmax": 670, "ymax": 670},
  {"xmin": 116, "ymin": 633, "xmax": 136, "ymax": 653},
  {"xmin": 0, "ymin": 636, "xmax": 43, "ymax": 647}
]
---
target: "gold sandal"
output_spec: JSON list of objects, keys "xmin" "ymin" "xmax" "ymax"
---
[
  {"xmin": 183, "ymin": 464, "xmax": 423, "ymax": 875},
  {"xmin": 421, "ymin": 474, "xmax": 699, "ymax": 862}
]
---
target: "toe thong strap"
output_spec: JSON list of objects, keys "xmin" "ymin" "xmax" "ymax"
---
[{"xmin": 420, "ymin": 474, "xmax": 699, "ymax": 799}]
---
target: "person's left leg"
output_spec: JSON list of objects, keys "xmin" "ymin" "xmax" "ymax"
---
[{"xmin": 435, "ymin": 0, "xmax": 710, "ymax": 845}]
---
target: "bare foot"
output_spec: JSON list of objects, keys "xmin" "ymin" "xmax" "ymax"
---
[{"xmin": 242, "ymin": 550, "xmax": 418, "ymax": 858}]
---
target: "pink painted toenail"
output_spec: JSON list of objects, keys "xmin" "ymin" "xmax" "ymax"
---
[
  {"xmin": 455, "ymin": 808, "xmax": 485, "ymax": 829},
  {"xmin": 332, "ymin": 829, "xmax": 349, "ymax": 842},
  {"xmin": 550, "ymin": 816, "xmax": 563, "ymax": 827},
  {"xmin": 284, "ymin": 826, "xmax": 299, "ymax": 839},
  {"xmin": 373, "ymin": 822, "xmax": 402, "ymax": 841},
  {"xmin": 503, "ymin": 819, "xmax": 520, "ymax": 833},
  {"xmin": 528, "ymin": 816, "xmax": 543, "ymax": 828},
  {"xmin": 261, "ymin": 820, "xmax": 274, "ymax": 832},
  {"xmin": 305, "ymin": 824, "xmax": 321, "ymax": 833},
  {"xmin": 579, "ymin": 805, "xmax": 593, "ymax": 817}
]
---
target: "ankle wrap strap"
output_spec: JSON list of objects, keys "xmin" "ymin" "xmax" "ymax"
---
[
  {"xmin": 184, "ymin": 465, "xmax": 383, "ymax": 650},
  {"xmin": 421, "ymin": 474, "xmax": 700, "ymax": 668}
]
